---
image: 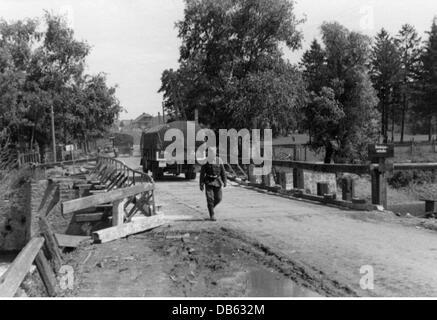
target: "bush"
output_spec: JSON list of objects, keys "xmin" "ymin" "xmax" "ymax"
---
[{"xmin": 387, "ymin": 170, "xmax": 434, "ymax": 188}]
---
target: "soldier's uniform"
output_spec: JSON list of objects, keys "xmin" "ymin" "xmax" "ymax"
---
[{"xmin": 199, "ymin": 156, "xmax": 227, "ymax": 220}]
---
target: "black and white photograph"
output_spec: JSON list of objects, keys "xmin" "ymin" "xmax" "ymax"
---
[{"xmin": 0, "ymin": 0, "xmax": 436, "ymax": 305}]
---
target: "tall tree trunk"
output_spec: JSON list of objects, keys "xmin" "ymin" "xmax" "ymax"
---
[
  {"xmin": 400, "ymin": 94, "xmax": 407, "ymax": 143},
  {"xmin": 383, "ymin": 104, "xmax": 389, "ymax": 143},
  {"xmin": 429, "ymin": 115, "xmax": 433, "ymax": 142},
  {"xmin": 324, "ymin": 141, "xmax": 333, "ymax": 164},
  {"xmin": 391, "ymin": 106, "xmax": 395, "ymax": 142},
  {"xmin": 381, "ymin": 100, "xmax": 385, "ymax": 142},
  {"xmin": 382, "ymin": 93, "xmax": 389, "ymax": 143}
]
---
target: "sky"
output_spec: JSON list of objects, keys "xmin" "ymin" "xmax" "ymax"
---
[{"xmin": 0, "ymin": 0, "xmax": 436, "ymax": 120}]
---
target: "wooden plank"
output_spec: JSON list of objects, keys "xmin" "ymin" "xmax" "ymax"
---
[
  {"xmin": 75, "ymin": 212, "xmax": 105, "ymax": 222},
  {"xmin": 75, "ymin": 184, "xmax": 92, "ymax": 188},
  {"xmin": 55, "ymin": 234, "xmax": 91, "ymax": 248},
  {"xmin": 101, "ymin": 168, "xmax": 118, "ymax": 184},
  {"xmin": 36, "ymin": 157, "xmax": 98, "ymax": 169},
  {"xmin": 0, "ymin": 237, "xmax": 45, "ymax": 297},
  {"xmin": 98, "ymin": 166, "xmax": 115, "ymax": 182},
  {"xmin": 35, "ymin": 251, "xmax": 57, "ymax": 297},
  {"xmin": 107, "ymin": 172, "xmax": 124, "ymax": 190},
  {"xmin": 272, "ymin": 160, "xmax": 370, "ymax": 175},
  {"xmin": 90, "ymin": 190, "xmax": 108, "ymax": 194},
  {"xmin": 394, "ymin": 163, "xmax": 437, "ymax": 171},
  {"xmin": 115, "ymin": 175, "xmax": 129, "ymax": 189},
  {"xmin": 62, "ymin": 183, "xmax": 154, "ymax": 214},
  {"xmin": 39, "ymin": 217, "xmax": 63, "ymax": 270},
  {"xmin": 92, "ymin": 215, "xmax": 166, "ymax": 243},
  {"xmin": 95, "ymin": 204, "xmax": 113, "ymax": 209}
]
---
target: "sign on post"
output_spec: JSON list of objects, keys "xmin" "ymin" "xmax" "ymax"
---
[
  {"xmin": 368, "ymin": 144, "xmax": 394, "ymax": 209},
  {"xmin": 368, "ymin": 144, "xmax": 394, "ymax": 159}
]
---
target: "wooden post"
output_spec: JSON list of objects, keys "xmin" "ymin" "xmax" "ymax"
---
[
  {"xmin": 371, "ymin": 158, "xmax": 387, "ymax": 208},
  {"xmin": 0, "ymin": 237, "xmax": 45, "ymax": 297},
  {"xmin": 112, "ymin": 199, "xmax": 127, "ymax": 226},
  {"xmin": 35, "ymin": 251, "xmax": 58, "ymax": 297},
  {"xmin": 39, "ymin": 217, "xmax": 62, "ymax": 270}
]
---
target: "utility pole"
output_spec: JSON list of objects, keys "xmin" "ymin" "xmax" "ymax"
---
[{"xmin": 51, "ymin": 104, "xmax": 56, "ymax": 162}]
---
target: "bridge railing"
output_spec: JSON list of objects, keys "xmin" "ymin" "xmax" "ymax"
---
[
  {"xmin": 96, "ymin": 155, "xmax": 153, "ymax": 185},
  {"xmin": 238, "ymin": 160, "xmax": 437, "ymax": 210}
]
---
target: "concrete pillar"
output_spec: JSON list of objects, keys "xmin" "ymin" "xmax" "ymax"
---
[
  {"xmin": 249, "ymin": 165, "xmax": 261, "ymax": 184},
  {"xmin": 279, "ymin": 172, "xmax": 293, "ymax": 191},
  {"xmin": 262, "ymin": 173, "xmax": 275, "ymax": 187}
]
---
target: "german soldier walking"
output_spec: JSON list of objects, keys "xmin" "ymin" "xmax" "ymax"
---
[{"xmin": 199, "ymin": 148, "xmax": 227, "ymax": 221}]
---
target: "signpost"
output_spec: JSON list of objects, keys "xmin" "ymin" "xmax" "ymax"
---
[
  {"xmin": 368, "ymin": 144, "xmax": 395, "ymax": 209},
  {"xmin": 368, "ymin": 144, "xmax": 394, "ymax": 160}
]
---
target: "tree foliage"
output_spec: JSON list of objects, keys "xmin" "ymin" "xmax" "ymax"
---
[
  {"xmin": 301, "ymin": 22, "xmax": 379, "ymax": 163},
  {"xmin": 395, "ymin": 24, "xmax": 423, "ymax": 142},
  {"xmin": 0, "ymin": 13, "xmax": 122, "ymax": 152},
  {"xmin": 159, "ymin": 0, "xmax": 306, "ymax": 136},
  {"xmin": 370, "ymin": 28, "xmax": 402, "ymax": 142},
  {"xmin": 413, "ymin": 18, "xmax": 437, "ymax": 139}
]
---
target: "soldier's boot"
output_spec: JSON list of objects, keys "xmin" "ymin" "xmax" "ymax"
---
[{"xmin": 208, "ymin": 205, "xmax": 216, "ymax": 221}]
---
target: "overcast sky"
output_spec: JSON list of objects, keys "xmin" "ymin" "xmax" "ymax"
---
[{"xmin": 0, "ymin": 0, "xmax": 436, "ymax": 119}]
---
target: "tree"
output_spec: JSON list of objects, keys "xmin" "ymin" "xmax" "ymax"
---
[
  {"xmin": 0, "ymin": 13, "xmax": 122, "ymax": 154},
  {"xmin": 305, "ymin": 87, "xmax": 344, "ymax": 163},
  {"xmin": 415, "ymin": 18, "xmax": 437, "ymax": 140},
  {"xmin": 395, "ymin": 24, "xmax": 423, "ymax": 142},
  {"xmin": 301, "ymin": 22, "xmax": 380, "ymax": 163},
  {"xmin": 230, "ymin": 62, "xmax": 307, "ymax": 134},
  {"xmin": 370, "ymin": 29, "xmax": 402, "ymax": 142},
  {"xmin": 159, "ymin": 0, "xmax": 306, "ymax": 136},
  {"xmin": 301, "ymin": 39, "xmax": 328, "ymax": 93}
]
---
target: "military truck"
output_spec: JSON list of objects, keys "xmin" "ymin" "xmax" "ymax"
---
[
  {"xmin": 113, "ymin": 133, "xmax": 134, "ymax": 156},
  {"xmin": 140, "ymin": 121, "xmax": 203, "ymax": 180}
]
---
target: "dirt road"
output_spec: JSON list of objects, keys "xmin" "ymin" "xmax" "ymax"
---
[
  {"xmin": 155, "ymin": 177, "xmax": 437, "ymax": 297},
  {"xmin": 74, "ymin": 156, "xmax": 437, "ymax": 297}
]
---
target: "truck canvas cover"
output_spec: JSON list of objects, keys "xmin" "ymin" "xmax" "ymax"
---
[{"xmin": 141, "ymin": 121, "xmax": 203, "ymax": 151}]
